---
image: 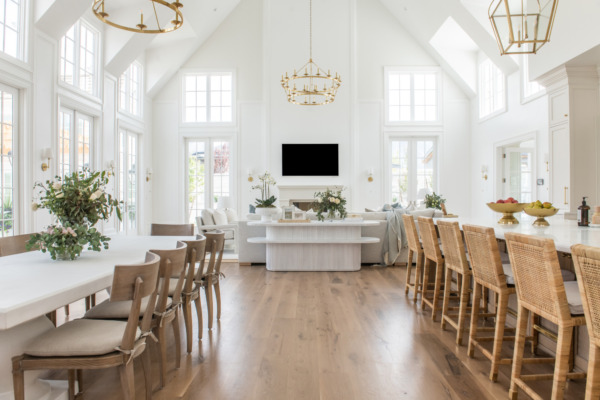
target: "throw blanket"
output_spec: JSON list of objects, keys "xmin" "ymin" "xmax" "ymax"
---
[{"xmin": 382, "ymin": 208, "xmax": 409, "ymax": 265}]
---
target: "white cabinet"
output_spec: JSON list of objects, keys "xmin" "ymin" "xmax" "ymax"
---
[
  {"xmin": 550, "ymin": 124, "xmax": 570, "ymax": 211},
  {"xmin": 548, "ymin": 89, "xmax": 569, "ymax": 126}
]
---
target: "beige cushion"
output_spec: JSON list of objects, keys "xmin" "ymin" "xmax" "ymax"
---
[
  {"xmin": 201, "ymin": 209, "xmax": 215, "ymax": 226},
  {"xmin": 85, "ymin": 296, "xmax": 171, "ymax": 319},
  {"xmin": 25, "ymin": 319, "xmax": 140, "ymax": 357},
  {"xmin": 224, "ymin": 208, "xmax": 237, "ymax": 223},
  {"xmin": 213, "ymin": 209, "xmax": 228, "ymax": 225},
  {"xmin": 564, "ymin": 281, "xmax": 584, "ymax": 315}
]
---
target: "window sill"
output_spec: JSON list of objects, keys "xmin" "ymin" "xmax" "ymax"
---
[{"xmin": 57, "ymin": 81, "xmax": 102, "ymax": 105}]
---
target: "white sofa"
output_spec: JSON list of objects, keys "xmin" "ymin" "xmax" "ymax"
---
[
  {"xmin": 196, "ymin": 208, "xmax": 238, "ymax": 250},
  {"xmin": 238, "ymin": 209, "xmax": 443, "ymax": 266}
]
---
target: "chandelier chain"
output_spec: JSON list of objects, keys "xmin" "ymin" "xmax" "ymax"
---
[
  {"xmin": 152, "ymin": 0, "xmax": 162, "ymax": 31},
  {"xmin": 309, "ymin": 0, "xmax": 312, "ymax": 60}
]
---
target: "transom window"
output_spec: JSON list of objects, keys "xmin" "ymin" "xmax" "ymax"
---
[
  {"xmin": 386, "ymin": 69, "xmax": 440, "ymax": 123},
  {"xmin": 119, "ymin": 61, "xmax": 142, "ymax": 116},
  {"xmin": 60, "ymin": 20, "xmax": 100, "ymax": 96},
  {"xmin": 118, "ymin": 129, "xmax": 138, "ymax": 234},
  {"xmin": 390, "ymin": 138, "xmax": 437, "ymax": 207},
  {"xmin": 58, "ymin": 107, "xmax": 93, "ymax": 176},
  {"xmin": 0, "ymin": 0, "xmax": 24, "ymax": 60},
  {"xmin": 186, "ymin": 139, "xmax": 231, "ymax": 223},
  {"xmin": 183, "ymin": 72, "xmax": 233, "ymax": 123},
  {"xmin": 478, "ymin": 58, "xmax": 505, "ymax": 119},
  {"xmin": 0, "ymin": 84, "xmax": 17, "ymax": 236}
]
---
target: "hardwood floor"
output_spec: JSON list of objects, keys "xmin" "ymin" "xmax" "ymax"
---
[{"xmin": 52, "ymin": 262, "xmax": 587, "ymax": 399}]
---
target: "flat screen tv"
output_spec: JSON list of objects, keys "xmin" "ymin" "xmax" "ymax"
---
[{"xmin": 282, "ymin": 144, "xmax": 339, "ymax": 176}]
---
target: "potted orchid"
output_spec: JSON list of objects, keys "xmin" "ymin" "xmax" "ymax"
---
[
  {"xmin": 314, "ymin": 188, "xmax": 347, "ymax": 221},
  {"xmin": 252, "ymin": 171, "xmax": 278, "ymax": 221},
  {"xmin": 28, "ymin": 170, "xmax": 122, "ymax": 260}
]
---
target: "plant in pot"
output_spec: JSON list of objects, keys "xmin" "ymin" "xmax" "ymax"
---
[
  {"xmin": 252, "ymin": 171, "xmax": 278, "ymax": 222},
  {"xmin": 314, "ymin": 188, "xmax": 347, "ymax": 221},
  {"xmin": 28, "ymin": 170, "xmax": 122, "ymax": 260}
]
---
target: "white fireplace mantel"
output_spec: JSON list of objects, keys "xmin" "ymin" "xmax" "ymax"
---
[{"xmin": 277, "ymin": 185, "xmax": 347, "ymax": 206}]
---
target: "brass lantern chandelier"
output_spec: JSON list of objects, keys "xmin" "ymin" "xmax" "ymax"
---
[
  {"xmin": 281, "ymin": 0, "xmax": 341, "ymax": 106},
  {"xmin": 92, "ymin": 0, "xmax": 183, "ymax": 34},
  {"xmin": 489, "ymin": 0, "xmax": 559, "ymax": 55}
]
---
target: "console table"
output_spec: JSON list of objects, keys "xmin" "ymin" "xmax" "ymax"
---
[{"xmin": 247, "ymin": 221, "xmax": 380, "ymax": 271}]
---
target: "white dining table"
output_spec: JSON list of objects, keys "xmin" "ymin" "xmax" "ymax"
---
[{"xmin": 0, "ymin": 235, "xmax": 193, "ymax": 400}]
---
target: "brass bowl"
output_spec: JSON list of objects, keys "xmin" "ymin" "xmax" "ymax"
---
[
  {"xmin": 486, "ymin": 203, "xmax": 527, "ymax": 225},
  {"xmin": 523, "ymin": 207, "xmax": 559, "ymax": 226}
]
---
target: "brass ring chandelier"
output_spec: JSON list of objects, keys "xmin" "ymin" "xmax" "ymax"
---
[
  {"xmin": 281, "ymin": 0, "xmax": 341, "ymax": 106},
  {"xmin": 92, "ymin": 0, "xmax": 184, "ymax": 34}
]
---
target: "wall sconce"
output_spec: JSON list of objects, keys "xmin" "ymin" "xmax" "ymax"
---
[
  {"xmin": 367, "ymin": 168, "xmax": 374, "ymax": 182},
  {"xmin": 106, "ymin": 160, "xmax": 115, "ymax": 177},
  {"xmin": 146, "ymin": 168, "xmax": 153, "ymax": 182},
  {"xmin": 40, "ymin": 148, "xmax": 52, "ymax": 171},
  {"xmin": 247, "ymin": 169, "xmax": 254, "ymax": 182},
  {"xmin": 481, "ymin": 165, "xmax": 488, "ymax": 181}
]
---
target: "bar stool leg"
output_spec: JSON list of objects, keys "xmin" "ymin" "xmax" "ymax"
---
[
  {"xmin": 431, "ymin": 262, "xmax": 443, "ymax": 322},
  {"xmin": 551, "ymin": 326, "xmax": 573, "ymax": 400},
  {"xmin": 405, "ymin": 248, "xmax": 414, "ymax": 295},
  {"xmin": 456, "ymin": 273, "xmax": 470, "ymax": 346},
  {"xmin": 468, "ymin": 282, "xmax": 481, "ymax": 358},
  {"xmin": 490, "ymin": 292, "xmax": 509, "ymax": 382},
  {"xmin": 421, "ymin": 259, "xmax": 431, "ymax": 311},
  {"xmin": 586, "ymin": 345, "xmax": 600, "ymax": 400},
  {"xmin": 510, "ymin": 306, "xmax": 529, "ymax": 400},
  {"xmin": 414, "ymin": 251, "xmax": 424, "ymax": 304},
  {"xmin": 441, "ymin": 267, "xmax": 452, "ymax": 330}
]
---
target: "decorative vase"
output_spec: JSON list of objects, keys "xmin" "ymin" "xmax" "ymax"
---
[
  {"xmin": 55, "ymin": 250, "xmax": 80, "ymax": 261},
  {"xmin": 326, "ymin": 210, "xmax": 339, "ymax": 221},
  {"xmin": 255, "ymin": 207, "xmax": 278, "ymax": 222}
]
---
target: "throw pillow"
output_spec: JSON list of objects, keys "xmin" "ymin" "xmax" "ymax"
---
[
  {"xmin": 382, "ymin": 204, "xmax": 393, "ymax": 211},
  {"xmin": 201, "ymin": 209, "xmax": 215, "ymax": 226},
  {"xmin": 224, "ymin": 208, "xmax": 237, "ymax": 223},
  {"xmin": 391, "ymin": 202, "xmax": 402, "ymax": 209},
  {"xmin": 249, "ymin": 204, "xmax": 256, "ymax": 213},
  {"xmin": 213, "ymin": 209, "xmax": 228, "ymax": 225},
  {"xmin": 365, "ymin": 208, "xmax": 377, "ymax": 212}
]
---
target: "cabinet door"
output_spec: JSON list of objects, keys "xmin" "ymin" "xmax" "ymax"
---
[
  {"xmin": 550, "ymin": 124, "xmax": 570, "ymax": 211},
  {"xmin": 548, "ymin": 89, "xmax": 569, "ymax": 126}
]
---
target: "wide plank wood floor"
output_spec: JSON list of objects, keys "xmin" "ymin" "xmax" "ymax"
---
[{"xmin": 52, "ymin": 262, "xmax": 587, "ymax": 399}]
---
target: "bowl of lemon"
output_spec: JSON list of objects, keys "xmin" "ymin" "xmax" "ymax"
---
[{"xmin": 523, "ymin": 200, "xmax": 559, "ymax": 226}]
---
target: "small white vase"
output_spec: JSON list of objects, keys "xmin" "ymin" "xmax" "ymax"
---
[{"xmin": 255, "ymin": 207, "xmax": 278, "ymax": 222}]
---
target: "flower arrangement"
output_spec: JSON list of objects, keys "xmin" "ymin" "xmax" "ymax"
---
[
  {"xmin": 28, "ymin": 170, "xmax": 122, "ymax": 260},
  {"xmin": 424, "ymin": 192, "xmax": 446, "ymax": 210},
  {"xmin": 314, "ymin": 188, "xmax": 347, "ymax": 221},
  {"xmin": 252, "ymin": 171, "xmax": 277, "ymax": 208}
]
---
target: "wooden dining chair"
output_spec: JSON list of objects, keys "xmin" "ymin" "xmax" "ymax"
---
[
  {"xmin": 505, "ymin": 232, "xmax": 586, "ymax": 400},
  {"xmin": 417, "ymin": 217, "xmax": 445, "ymax": 321},
  {"xmin": 196, "ymin": 231, "xmax": 226, "ymax": 330},
  {"xmin": 437, "ymin": 220, "xmax": 472, "ymax": 346},
  {"xmin": 85, "ymin": 241, "xmax": 188, "ymax": 389},
  {"xmin": 12, "ymin": 252, "xmax": 160, "ymax": 400},
  {"xmin": 180, "ymin": 236, "xmax": 207, "ymax": 352},
  {"xmin": 402, "ymin": 214, "xmax": 424, "ymax": 303},
  {"xmin": 150, "ymin": 223, "xmax": 194, "ymax": 236},
  {"xmin": 571, "ymin": 244, "xmax": 600, "ymax": 400}
]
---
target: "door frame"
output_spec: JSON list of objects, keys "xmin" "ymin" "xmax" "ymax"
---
[{"xmin": 493, "ymin": 131, "xmax": 537, "ymax": 203}]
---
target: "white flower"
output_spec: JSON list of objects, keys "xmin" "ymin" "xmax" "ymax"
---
[
  {"xmin": 56, "ymin": 193, "xmax": 64, "ymax": 199},
  {"xmin": 335, "ymin": 198, "xmax": 340, "ymax": 204},
  {"xmin": 52, "ymin": 182, "xmax": 62, "ymax": 190},
  {"xmin": 317, "ymin": 198, "xmax": 322, "ymax": 203},
  {"xmin": 89, "ymin": 189, "xmax": 103, "ymax": 201},
  {"xmin": 31, "ymin": 203, "xmax": 39, "ymax": 211}
]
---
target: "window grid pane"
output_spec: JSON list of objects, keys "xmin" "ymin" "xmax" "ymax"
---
[
  {"xmin": 59, "ymin": 110, "xmax": 71, "ymax": 177},
  {"xmin": 0, "ymin": 0, "xmax": 22, "ymax": 59},
  {"xmin": 387, "ymin": 71, "xmax": 438, "ymax": 123},
  {"xmin": 390, "ymin": 138, "xmax": 436, "ymax": 207},
  {"xmin": 60, "ymin": 21, "xmax": 98, "ymax": 96},
  {"xmin": 184, "ymin": 73, "xmax": 233, "ymax": 123},
  {"xmin": 479, "ymin": 59, "xmax": 505, "ymax": 118},
  {"xmin": 0, "ymin": 88, "xmax": 14, "ymax": 236},
  {"xmin": 212, "ymin": 141, "xmax": 230, "ymax": 207},
  {"xmin": 187, "ymin": 141, "xmax": 206, "ymax": 223}
]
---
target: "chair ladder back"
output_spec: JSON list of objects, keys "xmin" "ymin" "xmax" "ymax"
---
[
  {"xmin": 203, "ymin": 231, "xmax": 225, "ymax": 277},
  {"xmin": 505, "ymin": 232, "xmax": 571, "ymax": 324},
  {"xmin": 150, "ymin": 223, "xmax": 194, "ymax": 236},
  {"xmin": 182, "ymin": 237, "xmax": 206, "ymax": 293},
  {"xmin": 150, "ymin": 242, "xmax": 188, "ymax": 307},
  {"xmin": 402, "ymin": 214, "xmax": 421, "ymax": 253},
  {"xmin": 572, "ymin": 244, "xmax": 600, "ymax": 346},
  {"xmin": 417, "ymin": 217, "xmax": 442, "ymax": 263},
  {"xmin": 437, "ymin": 220, "xmax": 469, "ymax": 274},
  {"xmin": 0, "ymin": 233, "xmax": 36, "ymax": 256},
  {"xmin": 463, "ymin": 224, "xmax": 507, "ymax": 289}
]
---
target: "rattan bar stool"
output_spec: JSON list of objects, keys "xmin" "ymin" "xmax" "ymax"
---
[
  {"xmin": 417, "ymin": 217, "xmax": 445, "ymax": 321},
  {"xmin": 402, "ymin": 214, "xmax": 424, "ymax": 303},
  {"xmin": 571, "ymin": 244, "xmax": 600, "ymax": 400},
  {"xmin": 505, "ymin": 232, "xmax": 586, "ymax": 400},
  {"xmin": 438, "ymin": 220, "xmax": 473, "ymax": 345}
]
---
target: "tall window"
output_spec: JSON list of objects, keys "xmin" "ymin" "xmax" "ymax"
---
[
  {"xmin": 183, "ymin": 72, "xmax": 233, "ymax": 123},
  {"xmin": 0, "ymin": 0, "xmax": 24, "ymax": 60},
  {"xmin": 119, "ymin": 61, "xmax": 142, "ymax": 116},
  {"xmin": 118, "ymin": 130, "xmax": 138, "ymax": 234},
  {"xmin": 60, "ymin": 20, "xmax": 99, "ymax": 96},
  {"xmin": 0, "ymin": 84, "xmax": 17, "ymax": 236},
  {"xmin": 478, "ymin": 58, "xmax": 505, "ymax": 119},
  {"xmin": 386, "ymin": 69, "xmax": 440, "ymax": 123},
  {"xmin": 390, "ymin": 138, "xmax": 437, "ymax": 207},
  {"xmin": 522, "ymin": 55, "xmax": 544, "ymax": 100},
  {"xmin": 186, "ymin": 139, "xmax": 231, "ymax": 223},
  {"xmin": 59, "ymin": 108, "xmax": 93, "ymax": 176}
]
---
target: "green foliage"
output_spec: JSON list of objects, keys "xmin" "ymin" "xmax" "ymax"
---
[
  {"xmin": 252, "ymin": 171, "xmax": 277, "ymax": 208},
  {"xmin": 314, "ymin": 188, "xmax": 347, "ymax": 221},
  {"xmin": 424, "ymin": 192, "xmax": 446, "ymax": 210},
  {"xmin": 255, "ymin": 195, "xmax": 276, "ymax": 208},
  {"xmin": 28, "ymin": 170, "xmax": 122, "ymax": 260}
]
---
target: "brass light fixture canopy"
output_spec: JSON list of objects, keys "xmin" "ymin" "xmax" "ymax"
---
[
  {"xmin": 92, "ymin": 0, "xmax": 183, "ymax": 34},
  {"xmin": 489, "ymin": 0, "xmax": 558, "ymax": 55},
  {"xmin": 281, "ymin": 0, "xmax": 341, "ymax": 105}
]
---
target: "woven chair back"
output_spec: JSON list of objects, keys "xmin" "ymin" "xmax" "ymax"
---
[
  {"xmin": 402, "ymin": 214, "xmax": 421, "ymax": 254},
  {"xmin": 463, "ymin": 224, "xmax": 507, "ymax": 289},
  {"xmin": 572, "ymin": 244, "xmax": 600, "ymax": 346},
  {"xmin": 417, "ymin": 217, "xmax": 443, "ymax": 264},
  {"xmin": 150, "ymin": 223, "xmax": 194, "ymax": 236},
  {"xmin": 505, "ymin": 232, "xmax": 571, "ymax": 324},
  {"xmin": 437, "ymin": 220, "xmax": 469, "ymax": 274}
]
